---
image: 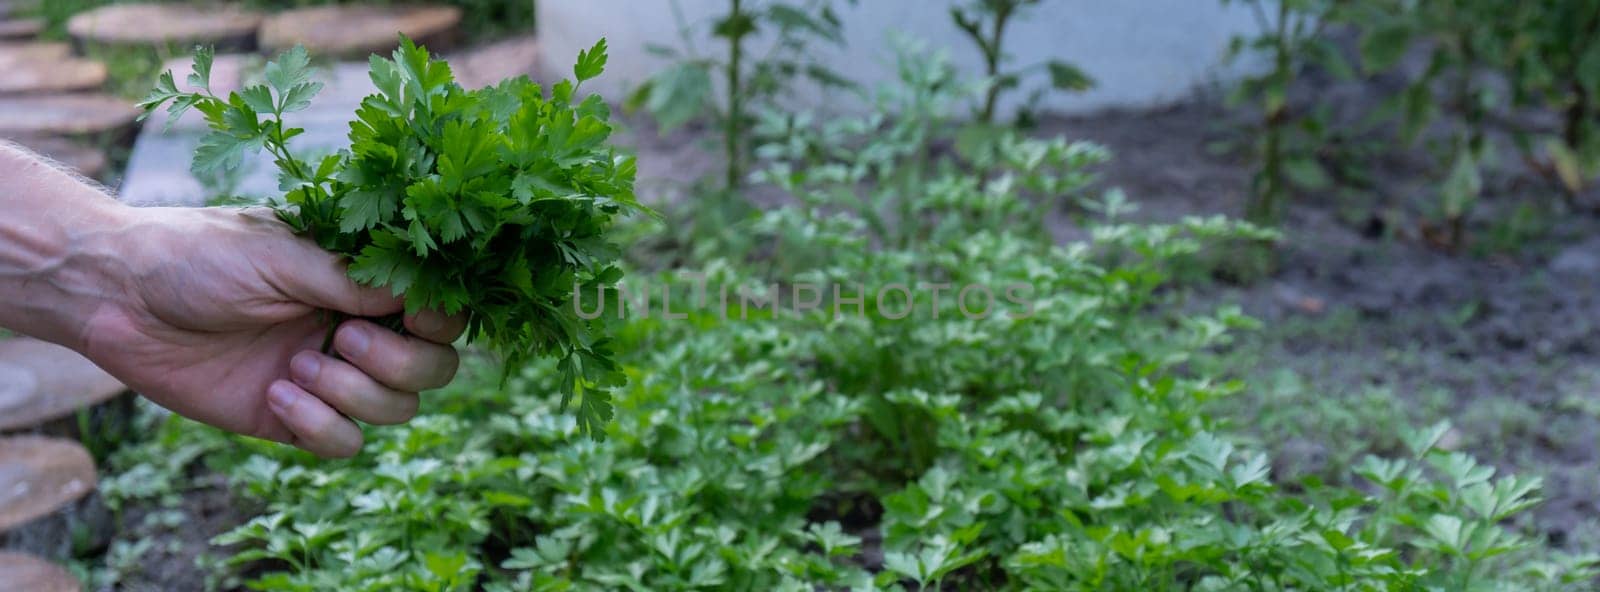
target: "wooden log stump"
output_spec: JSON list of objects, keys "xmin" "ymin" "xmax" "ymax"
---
[
  {"xmin": 4, "ymin": 136, "xmax": 107, "ymax": 178},
  {"xmin": 0, "ymin": 552, "xmax": 81, "ymax": 592},
  {"xmin": 0, "ymin": 337, "xmax": 125, "ymax": 432},
  {"xmin": 0, "ymin": 55, "xmax": 107, "ymax": 95},
  {"xmin": 66, "ymin": 3, "xmax": 262, "ymax": 52},
  {"xmin": 451, "ymin": 34, "xmax": 539, "ymax": 90},
  {"xmin": 0, "ymin": 17, "xmax": 42, "ymax": 40},
  {"xmin": 259, "ymin": 5, "xmax": 462, "ymax": 58},
  {"xmin": 0, "ymin": 436, "xmax": 96, "ymax": 533},
  {"xmin": 0, "ymin": 94, "xmax": 140, "ymax": 138},
  {"xmin": 0, "ymin": 41, "xmax": 69, "ymax": 65}
]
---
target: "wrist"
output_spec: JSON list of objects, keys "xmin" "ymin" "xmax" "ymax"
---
[{"xmin": 0, "ymin": 148, "xmax": 143, "ymax": 350}]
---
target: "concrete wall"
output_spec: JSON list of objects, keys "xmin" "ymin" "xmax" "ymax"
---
[{"xmin": 536, "ymin": 0, "xmax": 1265, "ymax": 116}]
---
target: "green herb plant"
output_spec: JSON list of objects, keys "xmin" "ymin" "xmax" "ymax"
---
[
  {"xmin": 627, "ymin": 0, "xmax": 858, "ymax": 262},
  {"xmin": 138, "ymin": 38, "xmax": 645, "ymax": 437},
  {"xmin": 90, "ymin": 43, "xmax": 1600, "ymax": 592},
  {"xmin": 628, "ymin": 0, "xmax": 856, "ymax": 195},
  {"xmin": 1221, "ymin": 0, "xmax": 1351, "ymax": 229},
  {"xmin": 1500, "ymin": 0, "xmax": 1600, "ymax": 203},
  {"xmin": 950, "ymin": 0, "xmax": 1094, "ymax": 126},
  {"xmin": 1350, "ymin": 0, "xmax": 1521, "ymax": 249}
]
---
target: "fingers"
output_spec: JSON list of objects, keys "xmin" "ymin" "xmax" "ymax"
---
[
  {"xmin": 266, "ymin": 380, "xmax": 364, "ymax": 458},
  {"xmin": 333, "ymin": 320, "xmax": 460, "ymax": 392},
  {"xmin": 404, "ymin": 308, "xmax": 468, "ymax": 344},
  {"xmin": 290, "ymin": 351, "xmax": 419, "ymax": 425},
  {"xmin": 265, "ymin": 235, "xmax": 403, "ymax": 318}
]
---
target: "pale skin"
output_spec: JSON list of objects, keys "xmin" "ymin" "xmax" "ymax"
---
[{"xmin": 0, "ymin": 142, "xmax": 462, "ymax": 458}]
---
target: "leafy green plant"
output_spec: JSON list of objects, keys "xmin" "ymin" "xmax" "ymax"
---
[
  {"xmin": 1350, "ymin": 0, "xmax": 1522, "ymax": 248},
  {"xmin": 949, "ymin": 0, "xmax": 1094, "ymax": 125},
  {"xmin": 1221, "ymin": 0, "xmax": 1351, "ymax": 229},
  {"xmin": 1500, "ymin": 0, "xmax": 1600, "ymax": 200},
  {"xmin": 138, "ymin": 38, "xmax": 646, "ymax": 437},
  {"xmin": 627, "ymin": 0, "xmax": 856, "ymax": 195},
  {"xmin": 102, "ymin": 45, "xmax": 1592, "ymax": 592}
]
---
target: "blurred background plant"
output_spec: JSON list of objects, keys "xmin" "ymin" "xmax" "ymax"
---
[{"xmin": 948, "ymin": 0, "xmax": 1094, "ymax": 127}]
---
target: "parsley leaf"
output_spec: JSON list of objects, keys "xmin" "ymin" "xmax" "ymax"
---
[
  {"xmin": 141, "ymin": 37, "xmax": 645, "ymax": 439},
  {"xmin": 574, "ymin": 38, "xmax": 608, "ymax": 83}
]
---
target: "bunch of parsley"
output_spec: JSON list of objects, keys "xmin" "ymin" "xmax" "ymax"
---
[{"xmin": 138, "ymin": 38, "xmax": 643, "ymax": 437}]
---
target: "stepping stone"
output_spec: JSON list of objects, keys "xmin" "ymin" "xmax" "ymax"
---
[
  {"xmin": 0, "ymin": 94, "xmax": 139, "ymax": 137},
  {"xmin": 0, "ymin": 55, "xmax": 106, "ymax": 95},
  {"xmin": 259, "ymin": 5, "xmax": 461, "ymax": 58},
  {"xmin": 67, "ymin": 3, "xmax": 261, "ymax": 51},
  {"xmin": 0, "ymin": 552, "xmax": 80, "ymax": 592},
  {"xmin": 0, "ymin": 435, "xmax": 96, "ymax": 532},
  {"xmin": 0, "ymin": 17, "xmax": 42, "ymax": 40},
  {"xmin": 0, "ymin": 337, "xmax": 125, "ymax": 431},
  {"xmin": 4, "ymin": 136, "xmax": 106, "ymax": 178},
  {"xmin": 451, "ymin": 34, "xmax": 539, "ymax": 90},
  {"xmin": 0, "ymin": 41, "xmax": 69, "ymax": 65}
]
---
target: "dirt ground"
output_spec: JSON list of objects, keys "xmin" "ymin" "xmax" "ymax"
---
[{"xmin": 1042, "ymin": 90, "xmax": 1600, "ymax": 549}]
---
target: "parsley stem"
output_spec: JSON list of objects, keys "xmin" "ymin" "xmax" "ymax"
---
[{"xmin": 320, "ymin": 311, "xmax": 347, "ymax": 355}]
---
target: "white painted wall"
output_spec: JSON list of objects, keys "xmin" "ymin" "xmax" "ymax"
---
[{"xmin": 536, "ymin": 0, "xmax": 1265, "ymax": 116}]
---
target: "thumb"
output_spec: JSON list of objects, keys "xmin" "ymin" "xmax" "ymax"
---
[{"xmin": 264, "ymin": 231, "xmax": 403, "ymax": 318}]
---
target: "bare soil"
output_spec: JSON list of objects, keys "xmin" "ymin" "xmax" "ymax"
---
[{"xmin": 1042, "ymin": 90, "xmax": 1600, "ymax": 549}]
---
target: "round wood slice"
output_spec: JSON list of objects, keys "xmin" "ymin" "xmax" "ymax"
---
[
  {"xmin": 0, "ymin": 94, "xmax": 139, "ymax": 137},
  {"xmin": 0, "ymin": 41, "xmax": 71, "ymax": 66},
  {"xmin": 0, "ymin": 337, "xmax": 125, "ymax": 431},
  {"xmin": 452, "ymin": 34, "xmax": 538, "ymax": 90},
  {"xmin": 0, "ymin": 17, "xmax": 42, "ymax": 41},
  {"xmin": 0, "ymin": 56, "xmax": 106, "ymax": 95},
  {"xmin": 66, "ymin": 3, "xmax": 261, "ymax": 50},
  {"xmin": 4, "ymin": 136, "xmax": 106, "ymax": 178},
  {"xmin": 259, "ymin": 5, "xmax": 461, "ymax": 58},
  {"xmin": 0, "ymin": 552, "xmax": 80, "ymax": 592},
  {"xmin": 0, "ymin": 435, "xmax": 96, "ymax": 532}
]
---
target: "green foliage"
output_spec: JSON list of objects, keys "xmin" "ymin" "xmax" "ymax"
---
[
  {"xmin": 1221, "ymin": 0, "xmax": 1350, "ymax": 230},
  {"xmin": 627, "ymin": 0, "xmax": 857, "ymax": 195},
  {"xmin": 950, "ymin": 0, "xmax": 1095, "ymax": 125},
  {"xmin": 138, "ymin": 39, "xmax": 646, "ymax": 437},
  {"xmin": 103, "ymin": 44, "xmax": 1595, "ymax": 592},
  {"xmin": 1345, "ymin": 0, "xmax": 1523, "ymax": 247},
  {"xmin": 1226, "ymin": 0, "xmax": 1600, "ymax": 248},
  {"xmin": 1501, "ymin": 1, "xmax": 1600, "ymax": 195}
]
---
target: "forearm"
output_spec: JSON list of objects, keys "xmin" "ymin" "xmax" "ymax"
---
[{"xmin": 0, "ymin": 142, "xmax": 138, "ymax": 349}]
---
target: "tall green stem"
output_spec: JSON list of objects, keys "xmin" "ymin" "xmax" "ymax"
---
[
  {"xmin": 1246, "ymin": 0, "xmax": 1292, "ymax": 226},
  {"xmin": 725, "ymin": 0, "xmax": 746, "ymax": 194},
  {"xmin": 977, "ymin": 2, "xmax": 1015, "ymax": 124}
]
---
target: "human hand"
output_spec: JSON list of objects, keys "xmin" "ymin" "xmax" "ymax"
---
[{"xmin": 76, "ymin": 206, "xmax": 464, "ymax": 457}]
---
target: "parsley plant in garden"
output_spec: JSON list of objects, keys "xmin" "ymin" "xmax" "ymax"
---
[{"xmin": 138, "ymin": 38, "xmax": 644, "ymax": 438}]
